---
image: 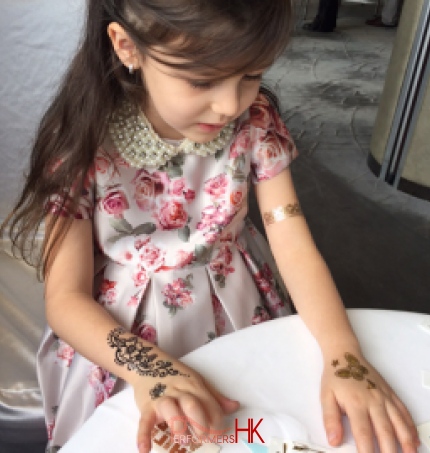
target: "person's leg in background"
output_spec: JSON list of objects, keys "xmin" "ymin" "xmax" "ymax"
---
[
  {"xmin": 381, "ymin": 0, "xmax": 404, "ymax": 25},
  {"xmin": 303, "ymin": 0, "xmax": 340, "ymax": 32},
  {"xmin": 366, "ymin": 0, "xmax": 404, "ymax": 27}
]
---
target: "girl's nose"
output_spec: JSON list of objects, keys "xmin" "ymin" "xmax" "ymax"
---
[{"xmin": 211, "ymin": 83, "xmax": 240, "ymax": 118}]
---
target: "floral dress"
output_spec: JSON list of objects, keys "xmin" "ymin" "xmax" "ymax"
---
[{"xmin": 37, "ymin": 93, "xmax": 299, "ymax": 450}]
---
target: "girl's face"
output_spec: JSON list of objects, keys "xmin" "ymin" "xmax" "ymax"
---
[{"xmin": 138, "ymin": 49, "xmax": 266, "ymax": 142}]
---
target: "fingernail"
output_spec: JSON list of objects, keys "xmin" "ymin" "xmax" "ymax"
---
[
  {"xmin": 137, "ymin": 442, "xmax": 148, "ymax": 453},
  {"xmin": 328, "ymin": 432, "xmax": 337, "ymax": 443}
]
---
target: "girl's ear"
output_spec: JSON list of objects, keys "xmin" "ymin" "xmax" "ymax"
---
[{"xmin": 107, "ymin": 22, "xmax": 140, "ymax": 70}]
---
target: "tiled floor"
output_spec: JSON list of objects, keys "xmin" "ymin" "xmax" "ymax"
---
[{"xmin": 2, "ymin": 4, "xmax": 430, "ymax": 453}]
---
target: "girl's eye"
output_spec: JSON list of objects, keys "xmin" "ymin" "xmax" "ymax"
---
[
  {"xmin": 244, "ymin": 73, "xmax": 263, "ymax": 82},
  {"xmin": 187, "ymin": 72, "xmax": 263, "ymax": 89},
  {"xmin": 188, "ymin": 80, "xmax": 213, "ymax": 89}
]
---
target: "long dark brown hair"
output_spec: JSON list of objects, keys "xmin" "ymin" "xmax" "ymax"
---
[{"xmin": 1, "ymin": 0, "xmax": 293, "ymax": 278}]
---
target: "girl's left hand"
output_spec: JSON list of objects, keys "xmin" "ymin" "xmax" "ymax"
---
[{"xmin": 320, "ymin": 351, "xmax": 420, "ymax": 453}]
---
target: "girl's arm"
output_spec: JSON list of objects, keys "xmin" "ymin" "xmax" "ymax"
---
[
  {"xmin": 254, "ymin": 168, "xmax": 358, "ymax": 353},
  {"xmin": 44, "ymin": 217, "xmax": 238, "ymax": 453},
  {"xmin": 254, "ymin": 168, "xmax": 419, "ymax": 453}
]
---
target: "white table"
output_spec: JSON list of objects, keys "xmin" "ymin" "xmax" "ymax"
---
[{"xmin": 61, "ymin": 309, "xmax": 430, "ymax": 453}]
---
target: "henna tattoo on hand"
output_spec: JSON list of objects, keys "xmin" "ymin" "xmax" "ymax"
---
[
  {"xmin": 332, "ymin": 352, "xmax": 377, "ymax": 389},
  {"xmin": 150, "ymin": 383, "xmax": 166, "ymax": 400},
  {"xmin": 107, "ymin": 327, "xmax": 189, "ymax": 378}
]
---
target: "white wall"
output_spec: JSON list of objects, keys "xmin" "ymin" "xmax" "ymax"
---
[{"xmin": 0, "ymin": 0, "xmax": 85, "ymax": 224}]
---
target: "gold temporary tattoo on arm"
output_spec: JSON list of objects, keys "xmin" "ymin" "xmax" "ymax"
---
[
  {"xmin": 262, "ymin": 203, "xmax": 302, "ymax": 226},
  {"xmin": 332, "ymin": 352, "xmax": 376, "ymax": 389},
  {"xmin": 107, "ymin": 326, "xmax": 189, "ymax": 378}
]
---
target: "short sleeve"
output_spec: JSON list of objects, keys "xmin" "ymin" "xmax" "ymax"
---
[
  {"xmin": 45, "ymin": 162, "xmax": 95, "ymax": 220},
  {"xmin": 247, "ymin": 94, "xmax": 298, "ymax": 183}
]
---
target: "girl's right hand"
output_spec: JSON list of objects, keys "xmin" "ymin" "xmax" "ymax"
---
[{"xmin": 131, "ymin": 356, "xmax": 240, "ymax": 453}]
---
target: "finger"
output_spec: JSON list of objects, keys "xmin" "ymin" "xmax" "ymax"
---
[
  {"xmin": 200, "ymin": 379, "xmax": 240, "ymax": 437},
  {"xmin": 369, "ymin": 401, "xmax": 396, "ymax": 453},
  {"xmin": 178, "ymin": 392, "xmax": 211, "ymax": 439},
  {"xmin": 204, "ymin": 379, "xmax": 240, "ymax": 415},
  {"xmin": 137, "ymin": 407, "xmax": 157, "ymax": 453},
  {"xmin": 321, "ymin": 389, "xmax": 343, "ymax": 446},
  {"xmin": 385, "ymin": 400, "xmax": 418, "ymax": 453},
  {"xmin": 155, "ymin": 396, "xmax": 188, "ymax": 438},
  {"xmin": 347, "ymin": 407, "xmax": 375, "ymax": 453},
  {"xmin": 390, "ymin": 393, "xmax": 420, "ymax": 447}
]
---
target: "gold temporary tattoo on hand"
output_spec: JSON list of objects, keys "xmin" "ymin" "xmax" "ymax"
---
[
  {"xmin": 332, "ymin": 352, "xmax": 377, "ymax": 389},
  {"xmin": 262, "ymin": 203, "xmax": 302, "ymax": 226},
  {"xmin": 107, "ymin": 326, "xmax": 189, "ymax": 378}
]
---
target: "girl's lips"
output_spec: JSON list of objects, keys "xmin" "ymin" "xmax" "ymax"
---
[{"xmin": 197, "ymin": 123, "xmax": 225, "ymax": 133}]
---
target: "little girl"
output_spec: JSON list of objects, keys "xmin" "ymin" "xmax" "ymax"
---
[{"xmin": 2, "ymin": 1, "xmax": 419, "ymax": 453}]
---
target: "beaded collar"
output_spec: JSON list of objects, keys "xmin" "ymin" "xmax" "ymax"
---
[{"xmin": 108, "ymin": 101, "xmax": 235, "ymax": 168}]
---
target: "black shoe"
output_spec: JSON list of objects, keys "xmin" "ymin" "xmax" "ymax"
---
[
  {"xmin": 302, "ymin": 21, "xmax": 318, "ymax": 31},
  {"xmin": 302, "ymin": 21, "xmax": 335, "ymax": 32}
]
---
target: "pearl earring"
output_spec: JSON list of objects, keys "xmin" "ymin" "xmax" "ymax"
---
[{"xmin": 128, "ymin": 64, "xmax": 134, "ymax": 74}]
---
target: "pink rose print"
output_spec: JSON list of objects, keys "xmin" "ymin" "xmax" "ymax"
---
[
  {"xmin": 95, "ymin": 154, "xmax": 111, "ymax": 175},
  {"xmin": 254, "ymin": 263, "xmax": 274, "ymax": 293},
  {"xmin": 88, "ymin": 365, "xmax": 116, "ymax": 408},
  {"xmin": 104, "ymin": 376, "xmax": 116, "ymax": 395},
  {"xmin": 230, "ymin": 190, "xmax": 243, "ymax": 208},
  {"xmin": 113, "ymin": 151, "xmax": 129, "ymax": 167},
  {"xmin": 98, "ymin": 279, "xmax": 117, "ymax": 305},
  {"xmin": 174, "ymin": 250, "xmax": 194, "ymax": 268},
  {"xmin": 46, "ymin": 194, "xmax": 71, "ymax": 218},
  {"xmin": 162, "ymin": 275, "xmax": 194, "ymax": 315},
  {"xmin": 249, "ymin": 93, "xmax": 291, "ymax": 139},
  {"xmin": 254, "ymin": 263, "xmax": 288, "ymax": 317},
  {"xmin": 204, "ymin": 174, "xmax": 229, "ymax": 198},
  {"xmin": 155, "ymin": 200, "xmax": 188, "ymax": 230},
  {"xmin": 132, "ymin": 321, "xmax": 157, "ymax": 344},
  {"xmin": 249, "ymin": 95, "xmax": 272, "ymax": 129},
  {"xmin": 252, "ymin": 132, "xmax": 294, "ymax": 181},
  {"xmin": 100, "ymin": 188, "xmax": 129, "ymax": 218},
  {"xmin": 133, "ymin": 266, "xmax": 149, "ymax": 288},
  {"xmin": 197, "ymin": 202, "xmax": 234, "ymax": 244},
  {"xmin": 134, "ymin": 238, "xmax": 147, "ymax": 250},
  {"xmin": 135, "ymin": 238, "xmax": 165, "ymax": 271},
  {"xmin": 56, "ymin": 341, "xmax": 74, "ymax": 367},
  {"xmin": 210, "ymin": 245, "xmax": 235, "ymax": 287},
  {"xmin": 199, "ymin": 203, "xmax": 231, "ymax": 227},
  {"xmin": 123, "ymin": 251, "xmax": 133, "ymax": 261},
  {"xmin": 47, "ymin": 419, "xmax": 55, "ymax": 441},
  {"xmin": 170, "ymin": 178, "xmax": 185, "ymax": 196},
  {"xmin": 133, "ymin": 170, "xmax": 165, "ymax": 211},
  {"xmin": 184, "ymin": 189, "xmax": 196, "ymax": 202},
  {"xmin": 220, "ymin": 232, "xmax": 233, "ymax": 243},
  {"xmin": 251, "ymin": 306, "xmax": 271, "ymax": 325},
  {"xmin": 127, "ymin": 294, "xmax": 140, "ymax": 307},
  {"xmin": 47, "ymin": 181, "xmax": 94, "ymax": 219},
  {"xmin": 212, "ymin": 294, "xmax": 226, "ymax": 336},
  {"xmin": 247, "ymin": 222, "xmax": 258, "ymax": 237},
  {"xmin": 88, "ymin": 366, "xmax": 105, "ymax": 387},
  {"xmin": 229, "ymin": 128, "xmax": 251, "ymax": 159},
  {"xmin": 95, "ymin": 390, "xmax": 105, "ymax": 408}
]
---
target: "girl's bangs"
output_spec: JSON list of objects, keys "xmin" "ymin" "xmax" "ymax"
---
[{"xmin": 128, "ymin": 1, "xmax": 292, "ymax": 75}]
